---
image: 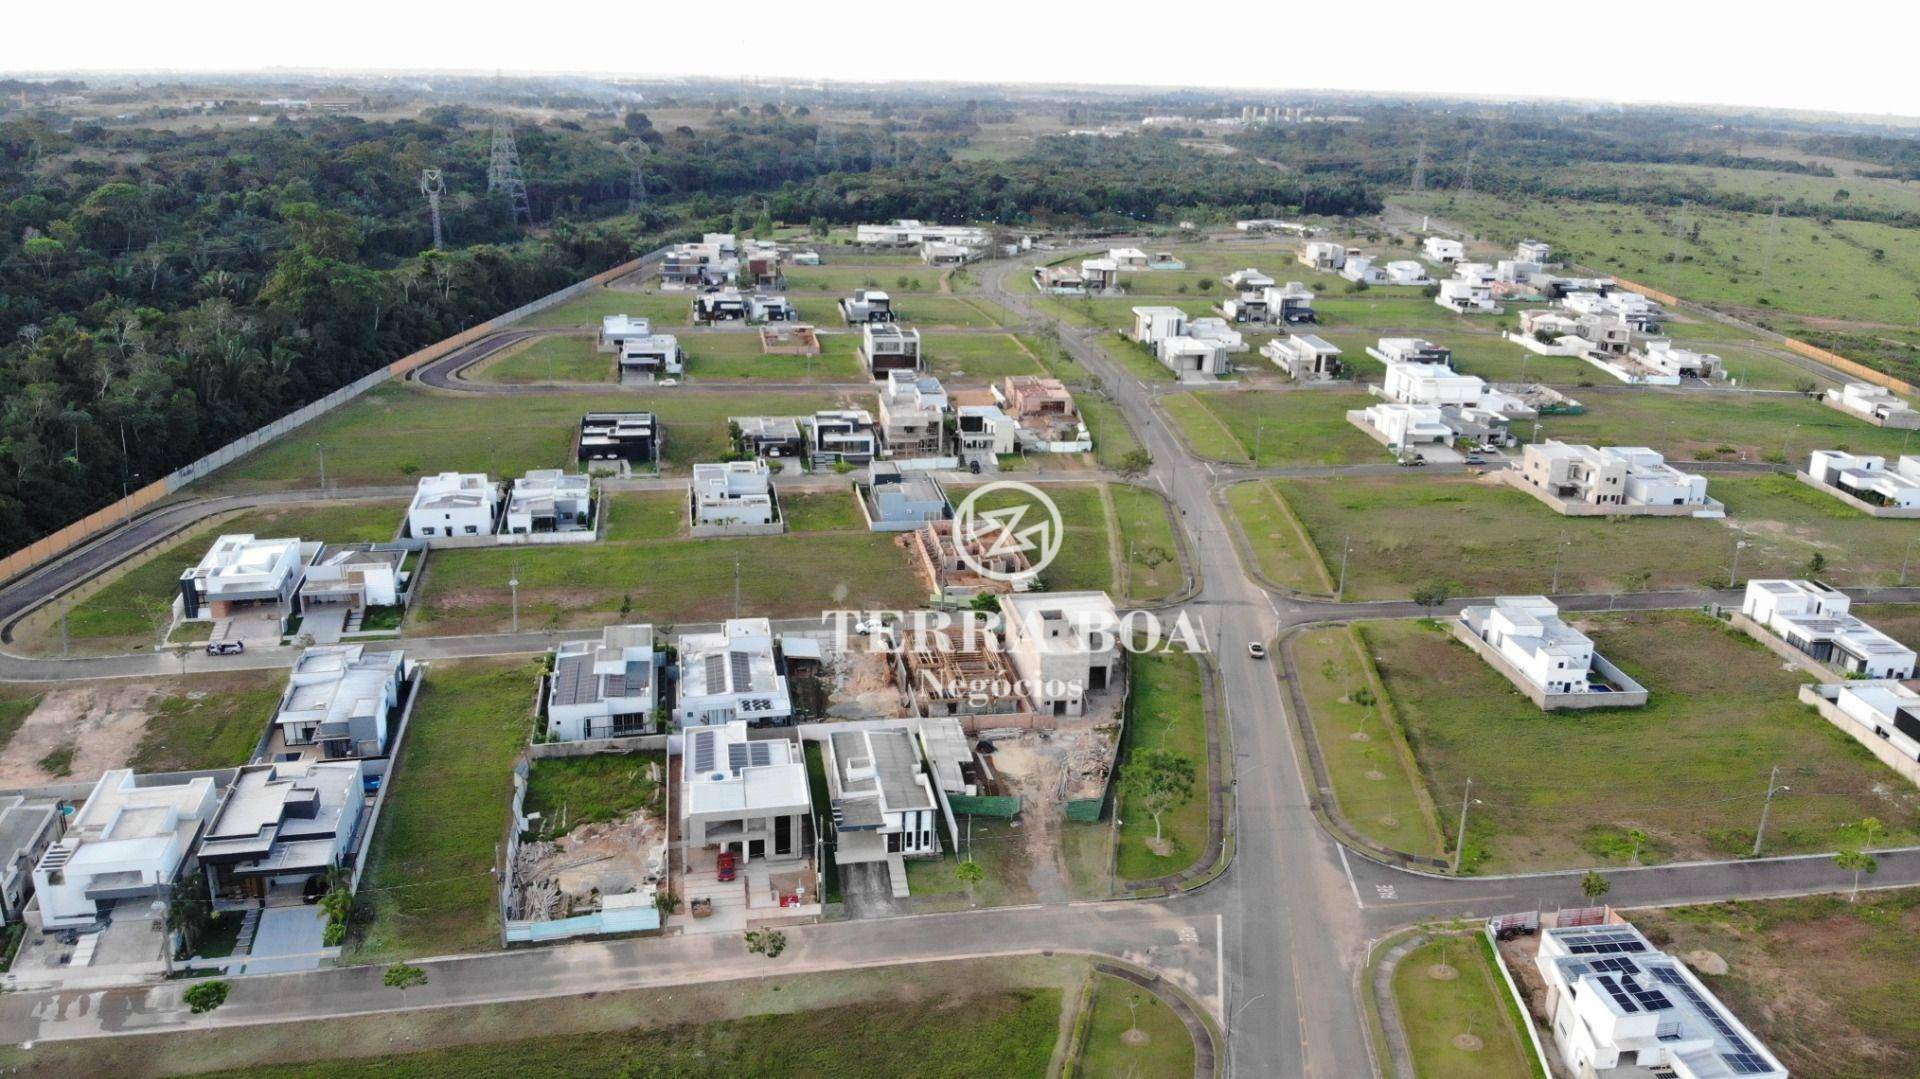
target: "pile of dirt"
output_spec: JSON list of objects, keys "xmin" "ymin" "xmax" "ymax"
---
[
  {"xmin": 511, "ymin": 808, "xmax": 664, "ymax": 920},
  {"xmin": 824, "ymin": 648, "xmax": 903, "ymax": 718}
]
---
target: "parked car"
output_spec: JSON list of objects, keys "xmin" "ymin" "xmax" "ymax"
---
[
  {"xmin": 1463, "ymin": 453, "xmax": 1486, "ymax": 465},
  {"xmin": 716, "ymin": 851, "xmax": 738, "ymax": 882},
  {"xmin": 206, "ymin": 640, "xmax": 245, "ymax": 656}
]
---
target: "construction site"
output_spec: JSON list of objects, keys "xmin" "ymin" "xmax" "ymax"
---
[{"xmin": 506, "ymin": 758, "xmax": 668, "ymax": 928}]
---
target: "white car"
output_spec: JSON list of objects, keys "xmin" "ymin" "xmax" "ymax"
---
[
  {"xmin": 1247, "ymin": 642, "xmax": 1268, "ymax": 660},
  {"xmin": 658, "ymin": 378, "xmax": 680, "ymax": 387}
]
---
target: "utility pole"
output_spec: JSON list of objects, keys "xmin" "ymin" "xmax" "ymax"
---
[
  {"xmin": 1451, "ymin": 778, "xmax": 1474, "ymax": 874},
  {"xmin": 1550, "ymin": 537, "xmax": 1569, "ymax": 594},
  {"xmin": 1752, "ymin": 765, "xmax": 1789, "ymax": 857},
  {"xmin": 1902, "ymin": 537, "xmax": 1918, "ymax": 586},
  {"xmin": 419, "ymin": 168, "xmax": 446, "ymax": 250},
  {"xmin": 1730, "ymin": 537, "xmax": 1751, "ymax": 587},
  {"xmin": 734, "ymin": 559, "xmax": 742, "ymax": 618},
  {"xmin": 488, "ymin": 117, "xmax": 533, "ymax": 228},
  {"xmin": 1336, "ymin": 535, "xmax": 1351, "ymax": 602},
  {"xmin": 509, "ymin": 563, "xmax": 521, "ymax": 635},
  {"xmin": 315, "ymin": 442, "xmax": 327, "ymax": 492}
]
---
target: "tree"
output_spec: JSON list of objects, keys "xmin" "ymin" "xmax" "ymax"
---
[
  {"xmin": 1579, "ymin": 870, "xmax": 1612, "ymax": 900},
  {"xmin": 1625, "ymin": 828, "xmax": 1648, "ymax": 865},
  {"xmin": 954, "ymin": 858, "xmax": 986, "ymax": 906},
  {"xmin": 745, "ymin": 929, "xmax": 787, "ymax": 958},
  {"xmin": 1120, "ymin": 748, "xmax": 1197, "ymax": 847},
  {"xmin": 1411, "ymin": 581, "xmax": 1453, "ymax": 616},
  {"xmin": 1117, "ymin": 449, "xmax": 1152, "ymax": 478},
  {"xmin": 1834, "ymin": 849, "xmax": 1878, "ymax": 902},
  {"xmin": 383, "ymin": 962, "xmax": 428, "ymax": 990},
  {"xmin": 1806, "ymin": 552, "xmax": 1827, "ymax": 577},
  {"xmin": 184, "ymin": 980, "xmax": 231, "ymax": 1014}
]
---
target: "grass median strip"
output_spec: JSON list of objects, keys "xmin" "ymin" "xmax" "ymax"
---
[{"xmin": 1390, "ymin": 932, "xmax": 1536, "ymax": 1079}]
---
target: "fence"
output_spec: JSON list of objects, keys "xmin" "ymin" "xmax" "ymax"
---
[{"xmin": 0, "ymin": 247, "xmax": 668, "ymax": 589}]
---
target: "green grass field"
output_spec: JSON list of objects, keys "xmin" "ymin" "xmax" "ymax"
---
[
  {"xmin": 1115, "ymin": 648, "xmax": 1211, "ymax": 882},
  {"xmin": 1633, "ymin": 889, "xmax": 1920, "ymax": 1079},
  {"xmin": 523, "ymin": 288, "xmax": 693, "ymax": 328},
  {"xmin": 471, "ymin": 334, "xmax": 610, "ymax": 384},
  {"xmin": 920, "ymin": 332, "xmax": 1049, "ymax": 381},
  {"xmin": 15, "ymin": 500, "xmax": 406, "ymax": 656},
  {"xmin": 1163, "ymin": 388, "xmax": 1382, "ymax": 466},
  {"xmin": 350, "ymin": 657, "xmax": 532, "ymax": 961},
  {"xmin": 1225, "ymin": 480, "xmax": 1334, "ymax": 594},
  {"xmin": 1076, "ymin": 971, "xmax": 1198, "ymax": 1077},
  {"xmin": 953, "ymin": 482, "xmax": 1183, "ymax": 604},
  {"xmin": 894, "ymin": 296, "xmax": 1015, "ymax": 328},
  {"xmin": 680, "ymin": 330, "xmax": 865, "ymax": 381},
  {"xmin": 781, "ymin": 489, "xmax": 863, "ymax": 533},
  {"xmin": 1361, "ymin": 613, "xmax": 1920, "ymax": 872},
  {"xmin": 1535, "ymin": 387, "xmax": 1920, "ymax": 464},
  {"xmin": 1389, "ymin": 933, "xmax": 1536, "ymax": 1079},
  {"xmin": 523, "ymin": 752, "xmax": 663, "ymax": 837},
  {"xmin": 209, "ymin": 384, "xmax": 855, "ymax": 490},
  {"xmin": 127, "ymin": 671, "xmax": 284, "ymax": 773},
  {"xmin": 1078, "ymin": 395, "xmax": 1143, "ymax": 471}
]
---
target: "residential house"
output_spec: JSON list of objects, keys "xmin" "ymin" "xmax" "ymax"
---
[
  {"xmin": 920, "ymin": 241, "xmax": 975, "ymax": 266},
  {"xmin": 1189, "ymin": 317, "xmax": 1248, "ymax": 352},
  {"xmin": 546, "ymin": 624, "xmax": 661, "ymax": 740},
  {"xmin": 1806, "ymin": 451, "xmax": 1920, "ymax": 509},
  {"xmin": 298, "ymin": 544, "xmax": 407, "ymax": 614},
  {"xmin": 1810, "ymin": 680, "xmax": 1920, "ymax": 768},
  {"xmin": 1382, "ymin": 363, "xmax": 1534, "ymax": 417},
  {"xmin": 598, "ymin": 314, "xmax": 655, "ymax": 353},
  {"xmin": 1436, "ymin": 274, "xmax": 1498, "ymax": 314},
  {"xmin": 1340, "ymin": 255, "xmax": 1390, "ymax": 285},
  {"xmin": 748, "ymin": 294, "xmax": 796, "ymax": 323},
  {"xmin": 877, "ymin": 370, "xmax": 950, "ymax": 458},
  {"xmin": 995, "ymin": 375, "xmax": 1088, "ymax": 449},
  {"xmin": 273, "ymin": 645, "xmax": 406, "ymax": 760},
  {"xmin": 406, "ymin": 472, "xmax": 497, "ymax": 539},
  {"xmin": 791, "ymin": 249, "xmax": 822, "ymax": 266},
  {"xmin": 999, "ymin": 591, "xmax": 1122, "ymax": 717},
  {"xmin": 1534, "ymin": 919, "xmax": 1785, "ymax": 1079},
  {"xmin": 177, "ymin": 533, "xmax": 308, "ymax": 622},
  {"xmin": 198, "ymin": 760, "xmax": 365, "ymax": 904},
  {"xmin": 1519, "ymin": 442, "xmax": 1711, "ymax": 508},
  {"xmin": 1263, "ymin": 333, "xmax": 1343, "ymax": 381},
  {"xmin": 578, "ymin": 412, "xmax": 658, "ymax": 465},
  {"xmin": 692, "ymin": 287, "xmax": 748, "ymax": 324},
  {"xmin": 1459, "ymin": 596, "xmax": 1646, "ymax": 705},
  {"xmin": 1130, "ymin": 305, "xmax": 1188, "ymax": 345},
  {"xmin": 865, "ymin": 463, "xmax": 952, "ymax": 530},
  {"xmin": 822, "ymin": 727, "xmax": 940, "ymax": 889},
  {"xmin": 1157, "ymin": 335, "xmax": 1231, "ymax": 378},
  {"xmin": 1109, "ymin": 247, "xmax": 1150, "ymax": 271},
  {"xmin": 1032, "ymin": 264, "xmax": 1088, "ymax": 294},
  {"xmin": 502, "ymin": 470, "xmax": 592, "ymax": 534},
  {"xmin": 1826, "ymin": 382, "xmax": 1920, "ymax": 429},
  {"xmin": 1516, "ymin": 239, "xmax": 1552, "ymax": 264},
  {"xmin": 740, "ymin": 243, "xmax": 783, "ymax": 290},
  {"xmin": 1080, "ymin": 257, "xmax": 1119, "ymax": 292},
  {"xmin": 1576, "ymin": 315, "xmax": 1633, "ymax": 356},
  {"xmin": 1223, "ymin": 268, "xmax": 1275, "ymax": 291},
  {"xmin": 660, "ymin": 238, "xmax": 737, "ymax": 288},
  {"xmin": 1224, "ymin": 282, "xmax": 1316, "ymax": 325},
  {"xmin": 807, "ymin": 409, "xmax": 878, "ymax": 464},
  {"xmin": 1383, "ymin": 259, "xmax": 1431, "ymax": 285},
  {"xmin": 861, "ymin": 323, "xmax": 922, "ymax": 377},
  {"xmin": 675, "ymin": 619, "xmax": 792, "ymax": 727},
  {"xmin": 1635, "ymin": 340, "xmax": 1722, "ymax": 380},
  {"xmin": 733, "ymin": 415, "xmax": 807, "ymax": 460},
  {"xmin": 1743, "ymin": 579, "xmax": 1916, "ymax": 679},
  {"xmin": 1563, "ymin": 290, "xmax": 1663, "ymax": 332},
  {"xmin": 0, "ymin": 797, "xmax": 61, "ymax": 924},
  {"xmin": 34, "ymin": 769, "xmax": 224, "ymax": 929},
  {"xmin": 691, "ymin": 460, "xmax": 778, "ymax": 528},
  {"xmin": 1146, "ymin": 251, "xmax": 1185, "ymax": 270},
  {"xmin": 1422, "ymin": 237, "xmax": 1464, "ymax": 263},
  {"xmin": 616, "ymin": 332, "xmax": 682, "ymax": 380},
  {"xmin": 1298, "ymin": 241, "xmax": 1347, "ymax": 270},
  {"xmin": 908, "ymin": 518, "xmax": 1035, "ymax": 602},
  {"xmin": 680, "ymin": 720, "xmax": 810, "ymax": 864},
  {"xmin": 856, "ymin": 220, "xmax": 989, "ymax": 247},
  {"xmin": 955, "ymin": 404, "xmax": 1017, "ymax": 458},
  {"xmin": 1356, "ymin": 402, "xmax": 1459, "ymax": 453},
  {"xmin": 1374, "ymin": 337, "xmax": 1454, "ymax": 367},
  {"xmin": 840, "ymin": 288, "xmax": 896, "ymax": 324}
]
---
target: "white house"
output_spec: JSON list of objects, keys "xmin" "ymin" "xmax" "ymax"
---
[
  {"xmin": 176, "ymin": 533, "xmax": 308, "ymax": 622},
  {"xmin": 1459, "ymin": 596, "xmax": 1645, "ymax": 703},
  {"xmin": 822, "ymin": 726, "xmax": 941, "ymax": 879},
  {"xmin": 1436, "ymin": 275, "xmax": 1498, "ymax": 314},
  {"xmin": 680, "ymin": 720, "xmax": 811, "ymax": 865},
  {"xmin": 857, "ymin": 220, "xmax": 989, "ymax": 247},
  {"xmin": 297, "ymin": 544, "xmax": 406, "ymax": 612},
  {"xmin": 1383, "ymin": 259, "xmax": 1431, "ymax": 285},
  {"xmin": 1109, "ymin": 247, "xmax": 1150, "ymax": 270},
  {"xmin": 406, "ymin": 472, "xmax": 498, "ymax": 539},
  {"xmin": 1818, "ymin": 680, "xmax": 1920, "ymax": 766},
  {"xmin": 1374, "ymin": 337, "xmax": 1454, "ymax": 366},
  {"xmin": 676, "ymin": 618, "xmax": 792, "ymax": 727},
  {"xmin": 1743, "ymin": 579, "xmax": 1916, "ymax": 679},
  {"xmin": 1131, "ymin": 305, "xmax": 1188, "ymax": 344},
  {"xmin": 808, "ymin": 409, "xmax": 879, "ymax": 464},
  {"xmin": 1382, "ymin": 363, "xmax": 1488, "ymax": 407},
  {"xmin": 1080, "ymin": 257, "xmax": 1120, "ymax": 292},
  {"xmin": 1636, "ymin": 340, "xmax": 1722, "ymax": 380},
  {"xmin": 1340, "ymin": 255, "xmax": 1390, "ymax": 284},
  {"xmin": 1807, "ymin": 450, "xmax": 1920, "ymax": 509},
  {"xmin": 503, "ymin": 470, "xmax": 592, "ymax": 534},
  {"xmin": 956, "ymin": 404, "xmax": 1017, "ymax": 457},
  {"xmin": 999, "ymin": 591, "xmax": 1121, "ymax": 717},
  {"xmin": 617, "ymin": 333, "xmax": 683, "ymax": 379},
  {"xmin": 274, "ymin": 645, "xmax": 407, "ymax": 760},
  {"xmin": 1422, "ymin": 237, "xmax": 1464, "ymax": 263},
  {"xmin": 1188, "ymin": 317, "xmax": 1247, "ymax": 352},
  {"xmin": 546, "ymin": 624, "xmax": 660, "ymax": 740},
  {"xmin": 1563, "ymin": 289, "xmax": 1663, "ymax": 332},
  {"xmin": 598, "ymin": 314, "xmax": 654, "ymax": 352},
  {"xmin": 920, "ymin": 241, "xmax": 975, "ymax": 266},
  {"xmin": 33, "ymin": 770, "xmax": 223, "ymax": 929},
  {"xmin": 1223, "ymin": 268, "xmax": 1275, "ymax": 291},
  {"xmin": 1826, "ymin": 382, "xmax": 1920, "ymax": 429},
  {"xmin": 692, "ymin": 460, "xmax": 777, "ymax": 528},
  {"xmin": 1263, "ymin": 333, "xmax": 1343, "ymax": 381},
  {"xmin": 1534, "ymin": 919, "xmax": 1785, "ymax": 1079},
  {"xmin": 1298, "ymin": 240, "xmax": 1347, "ymax": 270},
  {"xmin": 1516, "ymin": 239, "xmax": 1552, "ymax": 264},
  {"xmin": 877, "ymin": 370, "xmax": 949, "ymax": 458},
  {"xmin": 1519, "ymin": 443, "xmax": 1711, "ymax": 508},
  {"xmin": 1357, "ymin": 402, "xmax": 1455, "ymax": 450},
  {"xmin": 1157, "ymin": 335, "xmax": 1231, "ymax": 378}
]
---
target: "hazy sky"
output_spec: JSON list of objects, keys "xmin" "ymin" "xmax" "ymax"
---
[{"xmin": 7, "ymin": 1, "xmax": 1916, "ymax": 119}]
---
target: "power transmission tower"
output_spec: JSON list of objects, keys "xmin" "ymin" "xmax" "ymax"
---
[
  {"xmin": 1462, "ymin": 147, "xmax": 1476, "ymax": 194},
  {"xmin": 487, "ymin": 118, "xmax": 533, "ymax": 228},
  {"xmin": 815, "ymin": 125, "xmax": 839, "ymax": 169},
  {"xmin": 1410, "ymin": 138, "xmax": 1427, "ymax": 192},
  {"xmin": 620, "ymin": 143, "xmax": 649, "ymax": 214},
  {"xmin": 1763, "ymin": 198, "xmax": 1782, "ymax": 279},
  {"xmin": 419, "ymin": 168, "xmax": 446, "ymax": 250}
]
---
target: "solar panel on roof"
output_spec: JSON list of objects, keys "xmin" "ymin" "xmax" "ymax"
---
[
  {"xmin": 691, "ymin": 730, "xmax": 715, "ymax": 774},
  {"xmin": 1595, "ymin": 974, "xmax": 1639, "ymax": 1013},
  {"xmin": 1567, "ymin": 931, "xmax": 1647, "ymax": 954},
  {"xmin": 1723, "ymin": 1052, "xmax": 1771, "ymax": 1075},
  {"xmin": 1652, "ymin": 968, "xmax": 1757, "ymax": 1054},
  {"xmin": 729, "ymin": 651, "xmax": 754, "ymax": 692},
  {"xmin": 703, "ymin": 653, "xmax": 725, "ymax": 692},
  {"xmin": 1590, "ymin": 956, "xmax": 1639, "ymax": 975}
]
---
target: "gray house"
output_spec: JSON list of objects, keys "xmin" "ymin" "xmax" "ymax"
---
[{"xmin": 864, "ymin": 464, "xmax": 953, "ymax": 531}]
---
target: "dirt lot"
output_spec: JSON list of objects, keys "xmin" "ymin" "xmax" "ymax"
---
[
  {"xmin": 974, "ymin": 697, "xmax": 1122, "ymax": 902},
  {"xmin": 823, "ymin": 648, "xmax": 903, "ymax": 718},
  {"xmin": 0, "ymin": 672, "xmax": 279, "ymax": 787},
  {"xmin": 511, "ymin": 808, "xmax": 665, "ymax": 920}
]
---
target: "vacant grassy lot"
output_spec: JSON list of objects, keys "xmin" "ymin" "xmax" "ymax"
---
[
  {"xmin": 1362, "ymin": 613, "xmax": 1920, "ymax": 872},
  {"xmin": 350, "ymin": 657, "xmax": 532, "ymax": 962},
  {"xmin": 523, "ymin": 288, "xmax": 692, "ymax": 328},
  {"xmin": 682, "ymin": 330, "xmax": 865, "ymax": 381},
  {"xmin": 890, "ymin": 296, "xmax": 1013, "ymax": 328},
  {"xmin": 601, "ymin": 490, "xmax": 684, "ymax": 542},
  {"xmin": 1241, "ymin": 472, "xmax": 1920, "ymax": 601},
  {"xmin": 127, "ymin": 672, "xmax": 283, "ymax": 773},
  {"xmin": 471, "ymin": 334, "xmax": 610, "ymax": 384},
  {"xmin": 1078, "ymin": 395, "xmax": 1143, "ymax": 471},
  {"xmin": 1077, "ymin": 971, "xmax": 1197, "ymax": 1077},
  {"xmin": 523, "ymin": 752, "xmax": 662, "ymax": 837},
  {"xmin": 16, "ymin": 500, "xmax": 406, "ymax": 656},
  {"xmin": 920, "ymin": 332, "xmax": 1048, "ymax": 382},
  {"xmin": 1, "ymin": 957, "xmax": 1080, "ymax": 1078},
  {"xmin": 954, "ymin": 482, "xmax": 1183, "ymax": 603},
  {"xmin": 782, "ymin": 489, "xmax": 863, "ymax": 533},
  {"xmin": 1633, "ymin": 889, "xmax": 1920, "ymax": 1079},
  {"xmin": 1115, "ymin": 648, "xmax": 1211, "ymax": 882},
  {"xmin": 1109, "ymin": 483, "xmax": 1183, "ymax": 601},
  {"xmin": 1292, "ymin": 627, "xmax": 1441, "ymax": 858},
  {"xmin": 209, "ymin": 384, "xmax": 854, "ymax": 490},
  {"xmin": 1390, "ymin": 933, "xmax": 1536, "ymax": 1079},
  {"xmin": 1163, "ymin": 388, "xmax": 1382, "ymax": 466},
  {"xmin": 1536, "ymin": 386, "xmax": 1920, "ymax": 464}
]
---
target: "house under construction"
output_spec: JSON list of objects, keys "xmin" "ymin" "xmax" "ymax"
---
[
  {"xmin": 893, "ymin": 624, "xmax": 1029, "ymax": 718},
  {"xmin": 903, "ymin": 520, "xmax": 1036, "ymax": 605},
  {"xmin": 760, "ymin": 323, "xmax": 820, "ymax": 356}
]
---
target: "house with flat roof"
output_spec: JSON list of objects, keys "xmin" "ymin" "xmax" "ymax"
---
[
  {"xmin": 1224, "ymin": 282, "xmax": 1316, "ymax": 325},
  {"xmin": 1299, "ymin": 240, "xmax": 1347, "ymax": 270},
  {"xmin": 920, "ymin": 240, "xmax": 975, "ymax": 266},
  {"xmin": 503, "ymin": 470, "xmax": 592, "ymax": 535},
  {"xmin": 1804, "ymin": 451, "xmax": 1920, "ymax": 513},
  {"xmin": 733, "ymin": 415, "xmax": 807, "ymax": 460},
  {"xmin": 1563, "ymin": 289, "xmax": 1663, "ymax": 333},
  {"xmin": 1422, "ymin": 236, "xmax": 1464, "ymax": 263},
  {"xmin": 956, "ymin": 404, "xmax": 1017, "ymax": 458},
  {"xmin": 857, "ymin": 220, "xmax": 988, "ymax": 247},
  {"xmin": 177, "ymin": 533, "xmax": 309, "ymax": 622},
  {"xmin": 616, "ymin": 333, "xmax": 683, "ymax": 380},
  {"xmin": 840, "ymin": 288, "xmax": 896, "ymax": 324},
  {"xmin": 808, "ymin": 409, "xmax": 878, "ymax": 464},
  {"xmin": 877, "ymin": 371, "xmax": 949, "ymax": 458},
  {"xmin": 864, "ymin": 463, "xmax": 952, "ymax": 531},
  {"xmin": 579, "ymin": 412, "xmax": 658, "ymax": 465},
  {"xmin": 1373, "ymin": 337, "xmax": 1454, "ymax": 367},
  {"xmin": 0, "ymin": 797, "xmax": 61, "ymax": 924},
  {"xmin": 1157, "ymin": 335, "xmax": 1231, "ymax": 378},
  {"xmin": 198, "ymin": 760, "xmax": 365, "ymax": 905},
  {"xmin": 1108, "ymin": 247, "xmax": 1150, "ymax": 271},
  {"xmin": 681, "ymin": 720, "xmax": 810, "ymax": 865},
  {"xmin": 1534, "ymin": 918, "xmax": 1785, "ymax": 1079},
  {"xmin": 546, "ymin": 624, "xmax": 660, "ymax": 740},
  {"xmin": 1436, "ymin": 273, "xmax": 1498, "ymax": 314},
  {"xmin": 822, "ymin": 727, "xmax": 940, "ymax": 893},
  {"xmin": 999, "ymin": 591, "xmax": 1121, "ymax": 717},
  {"xmin": 1383, "ymin": 260, "xmax": 1430, "ymax": 285},
  {"xmin": 1826, "ymin": 381, "xmax": 1920, "ymax": 429},
  {"xmin": 1079, "ymin": 257, "xmax": 1119, "ymax": 292},
  {"xmin": 1223, "ymin": 267, "xmax": 1275, "ymax": 291},
  {"xmin": 692, "ymin": 287, "xmax": 748, "ymax": 324},
  {"xmin": 274, "ymin": 645, "xmax": 406, "ymax": 761},
  {"xmin": 1264, "ymin": 333, "xmax": 1344, "ymax": 381},
  {"xmin": 598, "ymin": 314, "xmax": 654, "ymax": 353},
  {"xmin": 660, "ymin": 236, "xmax": 737, "ymax": 288},
  {"xmin": 691, "ymin": 460, "xmax": 779, "ymax": 530},
  {"xmin": 747, "ymin": 294, "xmax": 795, "ymax": 323},
  {"xmin": 406, "ymin": 472, "xmax": 498, "ymax": 539},
  {"xmin": 861, "ymin": 323, "xmax": 921, "ymax": 377},
  {"xmin": 1339, "ymin": 255, "xmax": 1389, "ymax": 285},
  {"xmin": 1514, "ymin": 442, "xmax": 1717, "ymax": 515},
  {"xmin": 676, "ymin": 619, "xmax": 792, "ymax": 728},
  {"xmin": 1189, "ymin": 317, "xmax": 1247, "ymax": 353},
  {"xmin": 1458, "ymin": 597, "xmax": 1647, "ymax": 709},
  {"xmin": 1742, "ymin": 579, "xmax": 1916, "ymax": 680},
  {"xmin": 33, "ymin": 770, "xmax": 224, "ymax": 929},
  {"xmin": 1381, "ymin": 363, "xmax": 1535, "ymax": 418},
  {"xmin": 1130, "ymin": 305, "xmax": 1188, "ymax": 345},
  {"xmin": 1033, "ymin": 264, "xmax": 1088, "ymax": 294},
  {"xmin": 297, "ymin": 543, "xmax": 408, "ymax": 614},
  {"xmin": 1516, "ymin": 239, "xmax": 1552, "ymax": 264},
  {"xmin": 1804, "ymin": 679, "xmax": 1920, "ymax": 776}
]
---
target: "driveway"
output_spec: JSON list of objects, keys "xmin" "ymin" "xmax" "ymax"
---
[
  {"xmin": 838, "ymin": 862, "xmax": 902, "ymax": 919},
  {"xmin": 299, "ymin": 606, "xmax": 348, "ymax": 645},
  {"xmin": 240, "ymin": 906, "xmax": 328, "ymax": 975}
]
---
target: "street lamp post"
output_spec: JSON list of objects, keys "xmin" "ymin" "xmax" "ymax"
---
[
  {"xmin": 509, "ymin": 576, "xmax": 520, "ymax": 634},
  {"xmin": 1549, "ymin": 537, "xmax": 1571, "ymax": 594},
  {"xmin": 1451, "ymin": 778, "xmax": 1480, "ymax": 874},
  {"xmin": 1730, "ymin": 538, "xmax": 1752, "ymax": 587},
  {"xmin": 315, "ymin": 443, "xmax": 327, "ymax": 492},
  {"xmin": 1752, "ymin": 765, "xmax": 1791, "ymax": 857}
]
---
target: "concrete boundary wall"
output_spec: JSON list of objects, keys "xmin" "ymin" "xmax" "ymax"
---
[
  {"xmin": 1792, "ymin": 471, "xmax": 1920, "ymax": 518},
  {"xmin": 0, "ymin": 248, "xmax": 667, "ymax": 588},
  {"xmin": 1799, "ymin": 684, "xmax": 1920, "ymax": 788},
  {"xmin": 1448, "ymin": 621, "xmax": 1649, "ymax": 711},
  {"xmin": 1496, "ymin": 468, "xmax": 1725, "ymax": 518},
  {"xmin": 1481, "ymin": 924, "xmax": 1556, "ymax": 1078},
  {"xmin": 1730, "ymin": 612, "xmax": 1844, "ymax": 684}
]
